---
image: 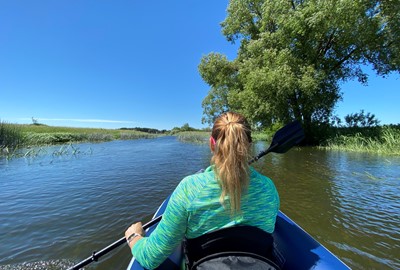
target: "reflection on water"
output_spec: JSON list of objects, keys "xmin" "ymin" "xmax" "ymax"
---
[{"xmin": 0, "ymin": 137, "xmax": 399, "ymax": 270}]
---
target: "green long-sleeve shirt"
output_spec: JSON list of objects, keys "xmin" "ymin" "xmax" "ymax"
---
[{"xmin": 132, "ymin": 166, "xmax": 280, "ymax": 269}]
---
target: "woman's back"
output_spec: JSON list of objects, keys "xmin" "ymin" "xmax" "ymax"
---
[
  {"xmin": 182, "ymin": 166, "xmax": 280, "ymax": 238},
  {"xmin": 126, "ymin": 112, "xmax": 280, "ymax": 269}
]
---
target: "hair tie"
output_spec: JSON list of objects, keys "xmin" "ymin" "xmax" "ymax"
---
[{"xmin": 210, "ymin": 136, "xmax": 216, "ymax": 146}]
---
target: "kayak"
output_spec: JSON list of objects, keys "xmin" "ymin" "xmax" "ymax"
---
[{"xmin": 127, "ymin": 195, "xmax": 350, "ymax": 270}]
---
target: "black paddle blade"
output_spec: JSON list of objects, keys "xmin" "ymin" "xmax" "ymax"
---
[
  {"xmin": 249, "ymin": 120, "xmax": 304, "ymax": 164},
  {"xmin": 269, "ymin": 120, "xmax": 304, "ymax": 154}
]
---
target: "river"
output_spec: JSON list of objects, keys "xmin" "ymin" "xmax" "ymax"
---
[{"xmin": 0, "ymin": 136, "xmax": 399, "ymax": 269}]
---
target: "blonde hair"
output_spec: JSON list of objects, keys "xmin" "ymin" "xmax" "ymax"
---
[{"xmin": 211, "ymin": 112, "xmax": 252, "ymax": 214}]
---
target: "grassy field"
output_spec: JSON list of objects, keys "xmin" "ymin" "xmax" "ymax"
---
[{"xmin": 0, "ymin": 122, "xmax": 158, "ymax": 154}]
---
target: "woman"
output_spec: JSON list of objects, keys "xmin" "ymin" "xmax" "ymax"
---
[{"xmin": 125, "ymin": 112, "xmax": 280, "ymax": 269}]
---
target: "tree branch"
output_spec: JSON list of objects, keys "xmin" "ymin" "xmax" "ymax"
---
[
  {"xmin": 331, "ymin": 47, "xmax": 358, "ymax": 71},
  {"xmin": 320, "ymin": 29, "xmax": 337, "ymax": 57},
  {"xmin": 291, "ymin": 0, "xmax": 296, "ymax": 10}
]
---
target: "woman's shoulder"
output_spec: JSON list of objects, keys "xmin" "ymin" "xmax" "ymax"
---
[
  {"xmin": 250, "ymin": 167, "xmax": 271, "ymax": 180},
  {"xmin": 172, "ymin": 166, "xmax": 217, "ymax": 203},
  {"xmin": 180, "ymin": 166, "xmax": 215, "ymax": 186},
  {"xmin": 250, "ymin": 168, "xmax": 276, "ymax": 189}
]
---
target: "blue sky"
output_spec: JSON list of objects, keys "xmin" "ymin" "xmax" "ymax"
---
[{"xmin": 1, "ymin": 1, "xmax": 399, "ymax": 130}]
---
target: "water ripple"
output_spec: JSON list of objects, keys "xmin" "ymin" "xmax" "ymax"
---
[{"xmin": 1, "ymin": 140, "xmax": 399, "ymax": 270}]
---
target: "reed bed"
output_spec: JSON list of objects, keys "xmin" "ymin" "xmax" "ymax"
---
[
  {"xmin": 23, "ymin": 132, "xmax": 89, "ymax": 145},
  {"xmin": 321, "ymin": 126, "xmax": 400, "ymax": 155},
  {"xmin": 2, "ymin": 143, "xmax": 94, "ymax": 160},
  {"xmin": 19, "ymin": 124, "xmax": 146, "ymax": 137},
  {"xmin": 0, "ymin": 121, "xmax": 24, "ymax": 151},
  {"xmin": 0, "ymin": 123, "xmax": 159, "ymax": 158},
  {"xmin": 20, "ymin": 124, "xmax": 158, "ymax": 142},
  {"xmin": 176, "ymin": 131, "xmax": 271, "ymax": 143},
  {"xmin": 177, "ymin": 131, "xmax": 209, "ymax": 143},
  {"xmin": 119, "ymin": 132, "xmax": 157, "ymax": 140}
]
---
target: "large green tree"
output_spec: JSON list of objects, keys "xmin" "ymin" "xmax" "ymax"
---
[{"xmin": 199, "ymin": 0, "xmax": 399, "ymax": 144}]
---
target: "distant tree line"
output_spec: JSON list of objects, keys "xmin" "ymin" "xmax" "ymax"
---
[
  {"xmin": 119, "ymin": 124, "xmax": 210, "ymax": 134},
  {"xmin": 170, "ymin": 123, "xmax": 211, "ymax": 134},
  {"xmin": 119, "ymin": 127, "xmax": 168, "ymax": 134}
]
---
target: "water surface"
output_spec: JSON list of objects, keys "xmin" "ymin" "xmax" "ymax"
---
[{"xmin": 0, "ymin": 137, "xmax": 399, "ymax": 269}]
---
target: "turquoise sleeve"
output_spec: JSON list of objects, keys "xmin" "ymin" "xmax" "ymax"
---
[{"xmin": 131, "ymin": 179, "xmax": 189, "ymax": 269}]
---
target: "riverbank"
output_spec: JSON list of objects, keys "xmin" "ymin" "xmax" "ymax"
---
[
  {"xmin": 0, "ymin": 123, "xmax": 159, "ymax": 156},
  {"xmin": 178, "ymin": 126, "xmax": 400, "ymax": 156},
  {"xmin": 320, "ymin": 125, "xmax": 400, "ymax": 155},
  {"xmin": 176, "ymin": 131, "xmax": 270, "ymax": 143},
  {"xmin": 2, "ymin": 122, "xmax": 400, "ymax": 156}
]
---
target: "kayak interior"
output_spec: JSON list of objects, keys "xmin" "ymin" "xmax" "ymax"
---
[{"xmin": 127, "ymin": 196, "xmax": 350, "ymax": 270}]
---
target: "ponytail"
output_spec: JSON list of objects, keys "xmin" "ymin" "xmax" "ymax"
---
[{"xmin": 211, "ymin": 112, "xmax": 252, "ymax": 214}]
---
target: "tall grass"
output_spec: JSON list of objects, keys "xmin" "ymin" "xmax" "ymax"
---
[
  {"xmin": 177, "ymin": 131, "xmax": 209, "ymax": 143},
  {"xmin": 0, "ymin": 123, "xmax": 159, "ymax": 156},
  {"xmin": 176, "ymin": 131, "xmax": 272, "ymax": 143},
  {"xmin": 0, "ymin": 120, "xmax": 24, "ymax": 151},
  {"xmin": 175, "ymin": 124, "xmax": 400, "ymax": 155},
  {"xmin": 321, "ymin": 126, "xmax": 400, "ymax": 155}
]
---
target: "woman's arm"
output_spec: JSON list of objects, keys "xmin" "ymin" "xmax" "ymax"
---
[{"xmin": 125, "ymin": 178, "xmax": 190, "ymax": 269}]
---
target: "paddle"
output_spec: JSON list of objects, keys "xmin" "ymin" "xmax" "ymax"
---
[
  {"xmin": 68, "ymin": 215, "xmax": 162, "ymax": 270},
  {"xmin": 68, "ymin": 120, "xmax": 304, "ymax": 270},
  {"xmin": 249, "ymin": 120, "xmax": 304, "ymax": 164}
]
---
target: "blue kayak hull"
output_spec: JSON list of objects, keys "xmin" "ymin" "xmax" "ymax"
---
[{"xmin": 127, "ymin": 196, "xmax": 350, "ymax": 270}]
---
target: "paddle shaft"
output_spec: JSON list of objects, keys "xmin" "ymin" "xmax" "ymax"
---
[
  {"xmin": 68, "ymin": 215, "xmax": 162, "ymax": 270},
  {"xmin": 248, "ymin": 143, "xmax": 278, "ymax": 164}
]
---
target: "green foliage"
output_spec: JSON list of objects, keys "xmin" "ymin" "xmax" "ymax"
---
[
  {"xmin": 0, "ymin": 124, "xmax": 159, "ymax": 154},
  {"xmin": 120, "ymin": 127, "xmax": 167, "ymax": 134},
  {"xmin": 199, "ymin": 0, "xmax": 400, "ymax": 144},
  {"xmin": 344, "ymin": 110, "xmax": 380, "ymax": 127},
  {"xmin": 201, "ymin": 127, "xmax": 212, "ymax": 132},
  {"xmin": 176, "ymin": 130, "xmax": 271, "ymax": 143},
  {"xmin": 176, "ymin": 131, "xmax": 210, "ymax": 143},
  {"xmin": 21, "ymin": 130, "xmax": 157, "ymax": 145},
  {"xmin": 119, "ymin": 132, "xmax": 157, "ymax": 140},
  {"xmin": 199, "ymin": 53, "xmax": 238, "ymax": 125},
  {"xmin": 321, "ymin": 125, "xmax": 400, "ymax": 155},
  {"xmin": 180, "ymin": 123, "xmax": 196, "ymax": 132},
  {"xmin": 170, "ymin": 123, "xmax": 198, "ymax": 134},
  {"xmin": 251, "ymin": 132, "xmax": 270, "ymax": 141},
  {"xmin": 23, "ymin": 132, "xmax": 89, "ymax": 145},
  {"xmin": 0, "ymin": 121, "xmax": 25, "ymax": 150}
]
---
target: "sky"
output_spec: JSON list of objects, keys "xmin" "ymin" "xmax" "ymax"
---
[{"xmin": 0, "ymin": 1, "xmax": 399, "ymax": 130}]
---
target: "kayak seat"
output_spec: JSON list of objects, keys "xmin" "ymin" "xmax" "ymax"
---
[{"xmin": 183, "ymin": 225, "xmax": 280, "ymax": 270}]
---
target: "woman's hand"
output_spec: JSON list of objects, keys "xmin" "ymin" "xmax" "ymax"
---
[{"xmin": 125, "ymin": 222, "xmax": 145, "ymax": 249}]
